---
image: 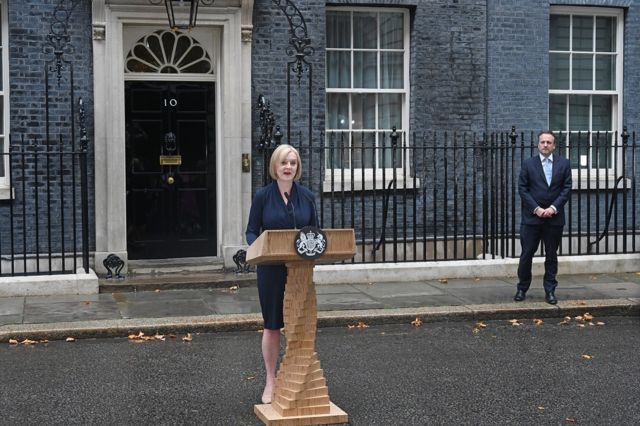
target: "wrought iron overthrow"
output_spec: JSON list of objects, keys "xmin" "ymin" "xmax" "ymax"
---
[
  {"xmin": 271, "ymin": 0, "xmax": 315, "ymax": 84},
  {"xmin": 43, "ymin": 0, "xmax": 82, "ymax": 85},
  {"xmin": 149, "ymin": 0, "xmax": 215, "ymax": 31}
]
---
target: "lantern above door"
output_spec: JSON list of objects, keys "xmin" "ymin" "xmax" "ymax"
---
[{"xmin": 149, "ymin": 0, "xmax": 215, "ymax": 31}]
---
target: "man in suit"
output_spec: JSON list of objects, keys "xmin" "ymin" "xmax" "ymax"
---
[{"xmin": 515, "ymin": 130, "xmax": 572, "ymax": 304}]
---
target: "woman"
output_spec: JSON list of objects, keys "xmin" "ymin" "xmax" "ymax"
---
[{"xmin": 245, "ymin": 144, "xmax": 318, "ymax": 404}]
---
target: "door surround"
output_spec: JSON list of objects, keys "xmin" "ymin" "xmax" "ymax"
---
[{"xmin": 91, "ymin": 1, "xmax": 252, "ymax": 273}]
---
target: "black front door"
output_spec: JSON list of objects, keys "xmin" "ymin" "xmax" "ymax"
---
[{"xmin": 125, "ymin": 81, "xmax": 216, "ymax": 259}]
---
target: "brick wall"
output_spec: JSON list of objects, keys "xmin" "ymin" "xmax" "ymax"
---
[{"xmin": 0, "ymin": 0, "xmax": 94, "ymax": 257}]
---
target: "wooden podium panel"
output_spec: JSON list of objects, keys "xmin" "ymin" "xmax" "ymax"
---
[
  {"xmin": 246, "ymin": 229, "xmax": 356, "ymax": 265},
  {"xmin": 247, "ymin": 229, "xmax": 355, "ymax": 426}
]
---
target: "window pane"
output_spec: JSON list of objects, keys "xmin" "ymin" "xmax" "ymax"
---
[
  {"xmin": 326, "ymin": 93, "xmax": 349, "ymax": 130},
  {"xmin": 572, "ymin": 16, "xmax": 593, "ymax": 52},
  {"xmin": 572, "ymin": 54, "xmax": 593, "ymax": 90},
  {"xmin": 568, "ymin": 95, "xmax": 589, "ymax": 131},
  {"xmin": 549, "ymin": 53, "xmax": 569, "ymax": 90},
  {"xmin": 327, "ymin": 11, "xmax": 351, "ymax": 49},
  {"xmin": 595, "ymin": 55, "xmax": 615, "ymax": 90},
  {"xmin": 549, "ymin": 94, "xmax": 567, "ymax": 131},
  {"xmin": 550, "ymin": 15, "xmax": 570, "ymax": 50},
  {"xmin": 353, "ymin": 51, "xmax": 377, "ymax": 88},
  {"xmin": 379, "ymin": 93, "xmax": 402, "ymax": 129},
  {"xmin": 592, "ymin": 95, "xmax": 612, "ymax": 131},
  {"xmin": 380, "ymin": 52, "xmax": 403, "ymax": 89},
  {"xmin": 380, "ymin": 13, "xmax": 403, "ymax": 49},
  {"xmin": 352, "ymin": 94, "xmax": 376, "ymax": 129},
  {"xmin": 352, "ymin": 132, "xmax": 375, "ymax": 168},
  {"xmin": 353, "ymin": 12, "xmax": 377, "ymax": 49},
  {"xmin": 378, "ymin": 132, "xmax": 402, "ymax": 168},
  {"xmin": 325, "ymin": 132, "xmax": 348, "ymax": 169},
  {"xmin": 327, "ymin": 51, "xmax": 351, "ymax": 88},
  {"xmin": 596, "ymin": 17, "xmax": 615, "ymax": 52},
  {"xmin": 568, "ymin": 132, "xmax": 589, "ymax": 168},
  {"xmin": 592, "ymin": 131, "xmax": 612, "ymax": 168}
]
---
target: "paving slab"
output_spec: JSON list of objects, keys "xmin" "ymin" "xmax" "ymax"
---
[
  {"xmin": 426, "ymin": 277, "xmax": 513, "ymax": 289},
  {"xmin": 0, "ymin": 297, "xmax": 24, "ymax": 316},
  {"xmin": 585, "ymin": 282, "xmax": 640, "ymax": 298},
  {"xmin": 314, "ymin": 283, "xmax": 362, "ymax": 294},
  {"xmin": 354, "ymin": 282, "xmax": 444, "ymax": 298},
  {"xmin": 204, "ymin": 300, "xmax": 261, "ymax": 315},
  {"xmin": 0, "ymin": 314, "xmax": 22, "ymax": 326},
  {"xmin": 23, "ymin": 300, "xmax": 122, "ymax": 324},
  {"xmin": 376, "ymin": 294, "xmax": 466, "ymax": 309},
  {"xmin": 317, "ymin": 293, "xmax": 385, "ymax": 310},
  {"xmin": 445, "ymin": 286, "xmax": 519, "ymax": 304},
  {"xmin": 116, "ymin": 299, "xmax": 216, "ymax": 319}
]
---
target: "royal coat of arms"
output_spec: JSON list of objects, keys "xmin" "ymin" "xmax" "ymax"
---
[{"xmin": 294, "ymin": 226, "xmax": 327, "ymax": 259}]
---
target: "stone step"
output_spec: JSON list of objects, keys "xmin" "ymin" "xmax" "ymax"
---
[{"xmin": 100, "ymin": 268, "xmax": 256, "ymax": 294}]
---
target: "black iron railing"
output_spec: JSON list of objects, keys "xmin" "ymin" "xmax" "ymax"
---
[
  {"xmin": 0, "ymin": 134, "xmax": 90, "ymax": 276},
  {"xmin": 294, "ymin": 128, "xmax": 639, "ymax": 263}
]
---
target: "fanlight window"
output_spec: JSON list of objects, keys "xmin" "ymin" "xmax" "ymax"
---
[{"xmin": 125, "ymin": 30, "xmax": 213, "ymax": 74}]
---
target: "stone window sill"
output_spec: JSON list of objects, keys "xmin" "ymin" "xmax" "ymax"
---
[{"xmin": 0, "ymin": 185, "xmax": 14, "ymax": 200}]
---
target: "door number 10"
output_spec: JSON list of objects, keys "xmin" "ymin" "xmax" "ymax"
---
[{"xmin": 164, "ymin": 98, "xmax": 178, "ymax": 107}]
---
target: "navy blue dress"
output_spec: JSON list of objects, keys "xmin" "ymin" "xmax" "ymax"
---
[{"xmin": 246, "ymin": 181, "xmax": 318, "ymax": 329}]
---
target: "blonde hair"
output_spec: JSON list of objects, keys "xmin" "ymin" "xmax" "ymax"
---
[{"xmin": 269, "ymin": 144, "xmax": 302, "ymax": 181}]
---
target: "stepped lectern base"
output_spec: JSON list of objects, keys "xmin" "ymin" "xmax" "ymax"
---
[{"xmin": 254, "ymin": 401, "xmax": 348, "ymax": 426}]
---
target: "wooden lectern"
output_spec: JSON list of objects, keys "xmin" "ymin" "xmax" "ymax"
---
[{"xmin": 247, "ymin": 229, "xmax": 356, "ymax": 426}]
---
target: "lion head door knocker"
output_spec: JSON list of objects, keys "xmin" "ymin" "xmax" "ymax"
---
[{"xmin": 294, "ymin": 226, "xmax": 327, "ymax": 260}]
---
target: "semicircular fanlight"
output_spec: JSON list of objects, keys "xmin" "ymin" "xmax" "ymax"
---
[{"xmin": 125, "ymin": 30, "xmax": 213, "ymax": 74}]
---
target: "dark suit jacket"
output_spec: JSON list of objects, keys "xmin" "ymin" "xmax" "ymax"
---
[{"xmin": 518, "ymin": 154, "xmax": 572, "ymax": 227}]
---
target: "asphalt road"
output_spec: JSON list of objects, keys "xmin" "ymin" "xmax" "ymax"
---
[{"xmin": 1, "ymin": 316, "xmax": 638, "ymax": 426}]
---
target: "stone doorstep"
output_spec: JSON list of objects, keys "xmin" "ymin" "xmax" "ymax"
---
[{"xmin": 99, "ymin": 271, "xmax": 257, "ymax": 293}]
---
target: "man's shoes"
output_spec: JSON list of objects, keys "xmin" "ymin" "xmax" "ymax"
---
[
  {"xmin": 545, "ymin": 291, "xmax": 558, "ymax": 305},
  {"xmin": 514, "ymin": 289, "xmax": 526, "ymax": 302}
]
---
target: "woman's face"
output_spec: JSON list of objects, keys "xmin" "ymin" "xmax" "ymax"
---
[{"xmin": 276, "ymin": 150, "xmax": 298, "ymax": 183}]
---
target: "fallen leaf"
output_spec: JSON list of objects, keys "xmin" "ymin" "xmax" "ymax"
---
[
  {"xmin": 476, "ymin": 321, "xmax": 487, "ymax": 328},
  {"xmin": 154, "ymin": 334, "xmax": 165, "ymax": 341},
  {"xmin": 558, "ymin": 319, "xmax": 571, "ymax": 325},
  {"xmin": 9, "ymin": 339, "xmax": 18, "ymax": 345},
  {"xmin": 347, "ymin": 325, "xmax": 356, "ymax": 329},
  {"xmin": 411, "ymin": 317, "xmax": 423, "ymax": 327},
  {"xmin": 66, "ymin": 337, "xmax": 76, "ymax": 342},
  {"xmin": 578, "ymin": 301, "xmax": 587, "ymax": 306},
  {"xmin": 509, "ymin": 319, "xmax": 522, "ymax": 326},
  {"xmin": 596, "ymin": 321, "xmax": 605, "ymax": 326},
  {"xmin": 39, "ymin": 340, "xmax": 49, "ymax": 344},
  {"xmin": 472, "ymin": 328, "xmax": 480, "ymax": 335},
  {"xmin": 583, "ymin": 313, "xmax": 593, "ymax": 321},
  {"xmin": 84, "ymin": 301, "xmax": 91, "ymax": 305},
  {"xmin": 565, "ymin": 417, "xmax": 577, "ymax": 423},
  {"xmin": 537, "ymin": 406, "xmax": 545, "ymax": 411},
  {"xmin": 229, "ymin": 285, "xmax": 239, "ymax": 292},
  {"xmin": 577, "ymin": 324, "xmax": 586, "ymax": 328},
  {"xmin": 474, "ymin": 277, "xmax": 480, "ymax": 281},
  {"xmin": 438, "ymin": 278, "xmax": 448, "ymax": 284},
  {"xmin": 582, "ymin": 354, "xmax": 593, "ymax": 360},
  {"xmin": 246, "ymin": 376, "xmax": 256, "ymax": 381},
  {"xmin": 356, "ymin": 321, "xmax": 369, "ymax": 328},
  {"xmin": 575, "ymin": 316, "xmax": 584, "ymax": 321},
  {"xmin": 533, "ymin": 319, "xmax": 544, "ymax": 326},
  {"xmin": 155, "ymin": 289, "xmax": 161, "ymax": 293},
  {"xmin": 182, "ymin": 333, "xmax": 193, "ymax": 342}
]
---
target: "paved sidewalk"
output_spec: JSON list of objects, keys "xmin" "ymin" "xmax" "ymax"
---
[{"xmin": 1, "ymin": 272, "xmax": 638, "ymax": 342}]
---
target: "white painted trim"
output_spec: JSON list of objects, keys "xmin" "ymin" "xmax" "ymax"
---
[
  {"xmin": 0, "ymin": 269, "xmax": 99, "ymax": 297},
  {"xmin": 92, "ymin": 3, "xmax": 252, "ymax": 272}
]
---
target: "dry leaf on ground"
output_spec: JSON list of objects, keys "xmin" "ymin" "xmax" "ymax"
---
[
  {"xmin": 565, "ymin": 416, "xmax": 577, "ymax": 423},
  {"xmin": 509, "ymin": 319, "xmax": 523, "ymax": 327},
  {"xmin": 66, "ymin": 337, "xmax": 76, "ymax": 342},
  {"xmin": 533, "ymin": 319, "xmax": 544, "ymax": 326},
  {"xmin": 438, "ymin": 278, "xmax": 448, "ymax": 284},
  {"xmin": 182, "ymin": 333, "xmax": 193, "ymax": 342},
  {"xmin": 476, "ymin": 321, "xmax": 487, "ymax": 328},
  {"xmin": 582, "ymin": 354, "xmax": 594, "ymax": 360},
  {"xmin": 583, "ymin": 313, "xmax": 593, "ymax": 321},
  {"xmin": 411, "ymin": 317, "xmax": 423, "ymax": 327},
  {"xmin": 596, "ymin": 321, "xmax": 605, "ymax": 326},
  {"xmin": 472, "ymin": 328, "xmax": 480, "ymax": 335},
  {"xmin": 9, "ymin": 339, "xmax": 18, "ymax": 345},
  {"xmin": 537, "ymin": 406, "xmax": 545, "ymax": 411}
]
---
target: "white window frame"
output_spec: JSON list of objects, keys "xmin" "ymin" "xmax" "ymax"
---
[
  {"xmin": 325, "ymin": 7, "xmax": 412, "ymax": 192},
  {"xmin": 0, "ymin": 0, "xmax": 10, "ymax": 198},
  {"xmin": 548, "ymin": 6, "xmax": 624, "ymax": 187}
]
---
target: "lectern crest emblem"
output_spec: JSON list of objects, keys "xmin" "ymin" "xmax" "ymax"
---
[{"xmin": 294, "ymin": 226, "xmax": 327, "ymax": 259}]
